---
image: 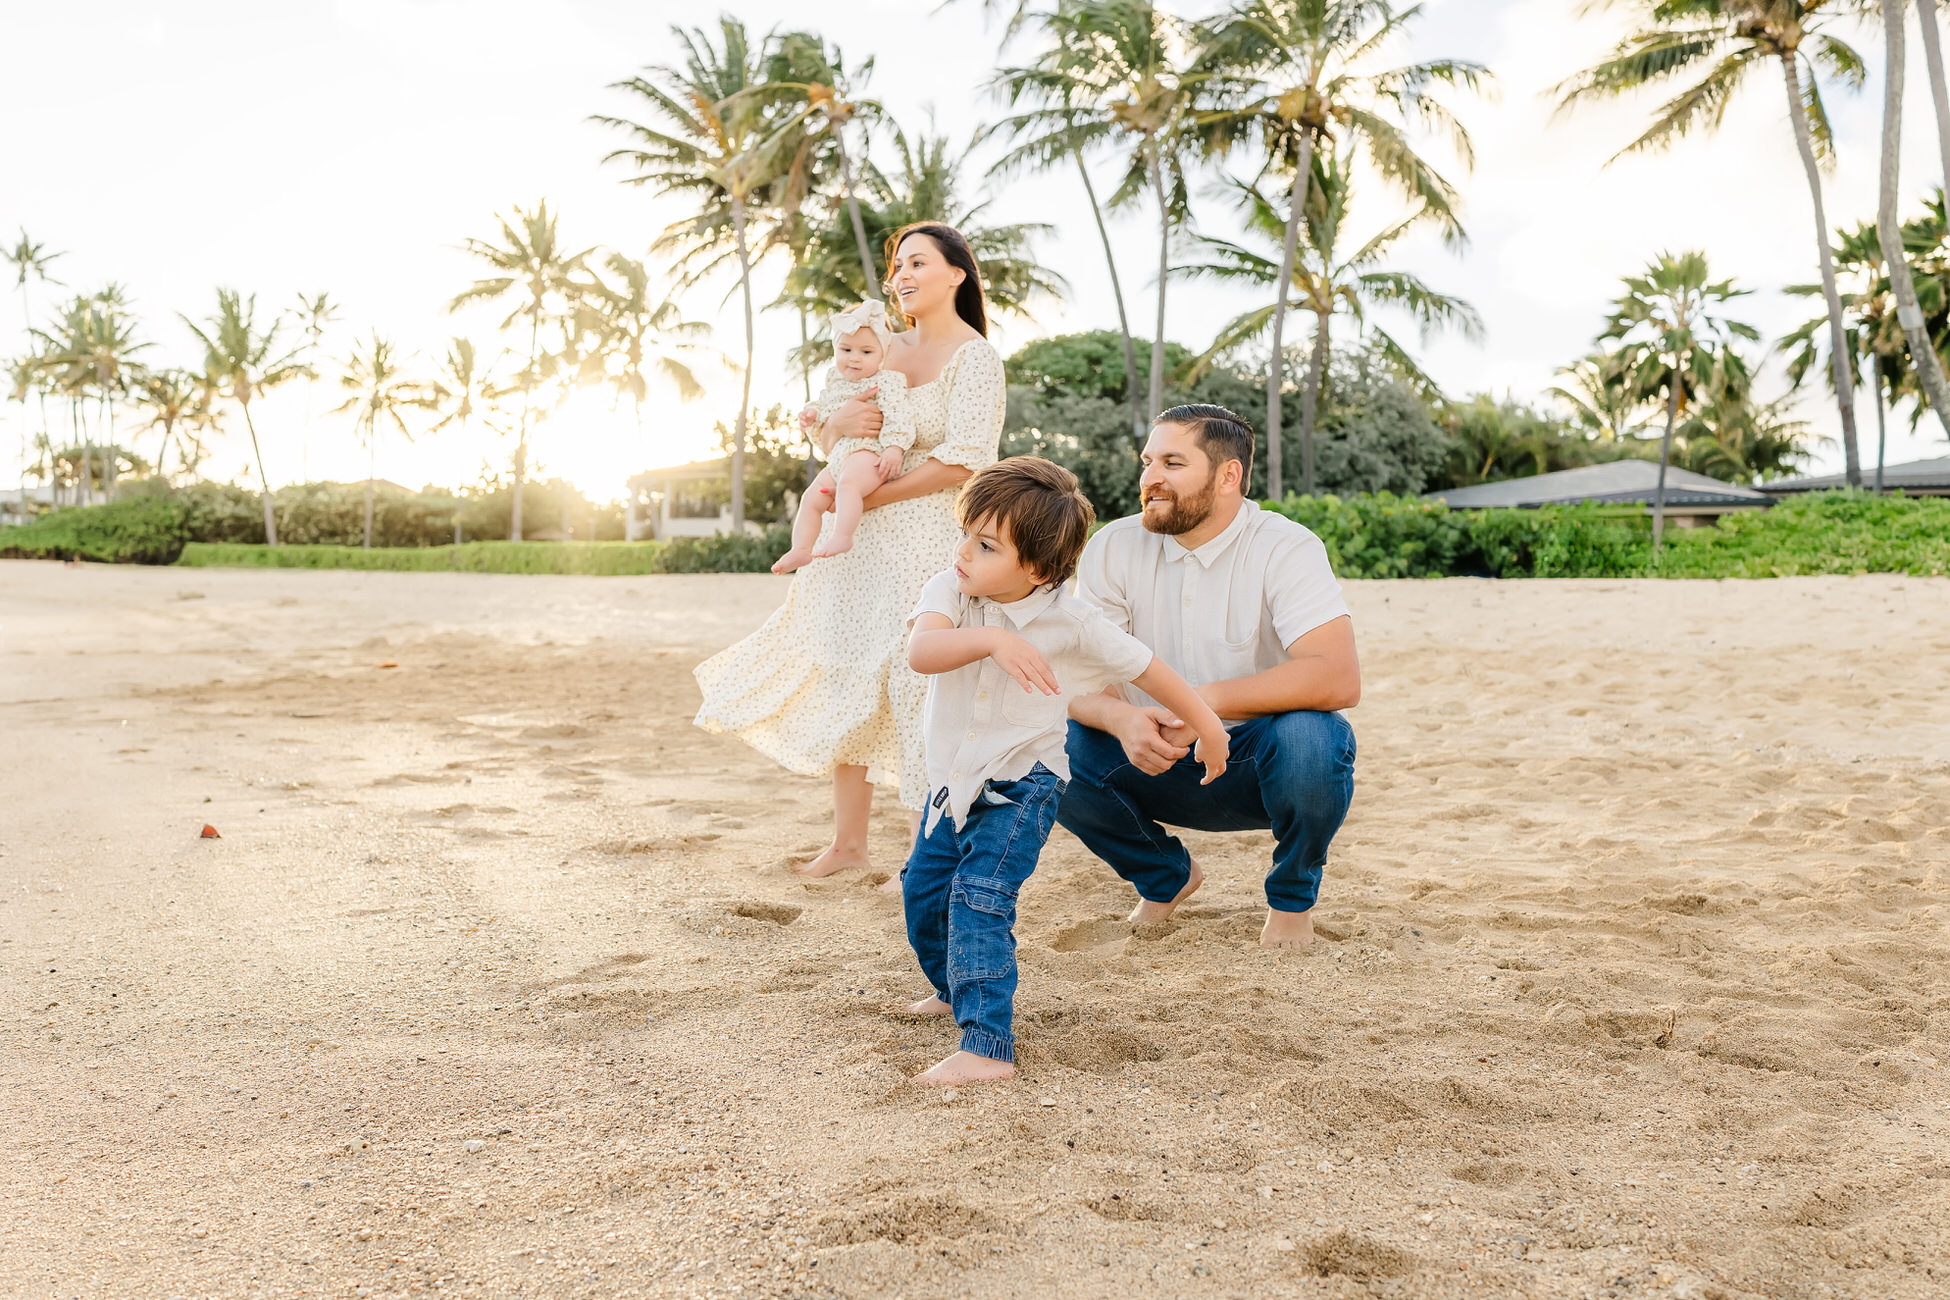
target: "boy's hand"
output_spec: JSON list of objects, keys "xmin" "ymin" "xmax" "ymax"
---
[
  {"xmin": 987, "ymin": 629, "xmax": 1060, "ymax": 698},
  {"xmin": 876, "ymin": 446, "xmax": 905, "ymax": 480},
  {"xmin": 1193, "ymin": 728, "xmax": 1230, "ymax": 786}
]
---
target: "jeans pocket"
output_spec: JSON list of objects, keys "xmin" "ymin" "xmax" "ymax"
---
[
  {"xmin": 948, "ymin": 878, "xmax": 1017, "ymax": 982},
  {"xmin": 953, "ymin": 878, "xmax": 1017, "ymax": 916}
]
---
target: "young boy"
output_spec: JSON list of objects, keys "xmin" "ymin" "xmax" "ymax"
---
[{"xmin": 902, "ymin": 456, "xmax": 1229, "ymax": 1086}]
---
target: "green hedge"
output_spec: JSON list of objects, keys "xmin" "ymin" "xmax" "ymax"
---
[
  {"xmin": 176, "ymin": 527, "xmax": 795, "ymax": 576},
  {"xmin": 0, "ymin": 494, "xmax": 196, "ymax": 564},
  {"xmin": 1655, "ymin": 491, "xmax": 1950, "ymax": 576}
]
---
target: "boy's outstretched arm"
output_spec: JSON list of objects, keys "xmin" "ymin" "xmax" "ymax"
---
[
  {"xmin": 908, "ymin": 616, "xmax": 1060, "ymax": 696},
  {"xmin": 1131, "ymin": 658, "xmax": 1230, "ymax": 784}
]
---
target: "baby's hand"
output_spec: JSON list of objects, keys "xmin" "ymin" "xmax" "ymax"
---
[
  {"xmin": 876, "ymin": 446, "xmax": 905, "ymax": 481},
  {"xmin": 987, "ymin": 629, "xmax": 1059, "ymax": 697},
  {"xmin": 1193, "ymin": 729, "xmax": 1230, "ymax": 786},
  {"xmin": 797, "ymin": 406, "xmax": 818, "ymax": 433}
]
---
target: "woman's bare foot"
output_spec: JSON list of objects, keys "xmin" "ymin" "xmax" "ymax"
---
[
  {"xmin": 907, "ymin": 995, "xmax": 951, "ymax": 1016},
  {"xmin": 1260, "ymin": 907, "xmax": 1314, "ymax": 949},
  {"xmin": 1128, "ymin": 858, "xmax": 1203, "ymax": 923},
  {"xmin": 792, "ymin": 841, "xmax": 871, "ymax": 878},
  {"xmin": 771, "ymin": 546, "xmax": 815, "ymax": 574},
  {"xmin": 810, "ymin": 531, "xmax": 857, "ymax": 560},
  {"xmin": 913, "ymin": 1050, "xmax": 1014, "ymax": 1086}
]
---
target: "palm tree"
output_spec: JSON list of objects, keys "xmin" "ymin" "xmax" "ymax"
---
[
  {"xmin": 777, "ymin": 129, "xmax": 1066, "ymax": 363},
  {"xmin": 35, "ymin": 288, "xmax": 150, "ymax": 504},
  {"xmin": 1599, "ymin": 251, "xmax": 1759, "ymax": 549},
  {"xmin": 425, "ymin": 339, "xmax": 503, "ymax": 545},
  {"xmin": 588, "ymin": 253, "xmax": 710, "ymax": 539},
  {"xmin": 448, "ymin": 202, "xmax": 595, "ymax": 541},
  {"xmin": 1917, "ymin": 1, "xmax": 1950, "ymax": 193},
  {"xmin": 1548, "ymin": 348, "xmax": 1653, "ymax": 443},
  {"xmin": 1781, "ymin": 222, "xmax": 1905, "ymax": 492},
  {"xmin": 1557, "ymin": 0, "xmax": 1867, "ymax": 487},
  {"xmin": 133, "ymin": 368, "xmax": 208, "ymax": 482},
  {"xmin": 5, "ymin": 231, "xmax": 63, "ymax": 501},
  {"xmin": 333, "ymin": 334, "xmax": 435, "ymax": 549},
  {"xmin": 183, "ymin": 288, "xmax": 309, "ymax": 545},
  {"xmin": 1194, "ymin": 0, "xmax": 1484, "ymax": 497},
  {"xmin": 594, "ymin": 18, "xmax": 785, "ymax": 532},
  {"xmin": 1875, "ymin": 0, "xmax": 1950, "ymax": 445},
  {"xmin": 990, "ymin": 0, "xmax": 1200, "ymax": 424},
  {"xmin": 291, "ymin": 292, "xmax": 339, "ymax": 484},
  {"xmin": 1178, "ymin": 150, "xmax": 1480, "ymax": 494}
]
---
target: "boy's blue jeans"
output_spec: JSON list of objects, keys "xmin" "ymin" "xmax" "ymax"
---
[
  {"xmin": 902, "ymin": 764, "xmax": 1064, "ymax": 1064},
  {"xmin": 1057, "ymin": 711, "xmax": 1355, "ymax": 913}
]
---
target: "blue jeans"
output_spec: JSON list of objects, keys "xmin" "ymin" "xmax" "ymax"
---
[
  {"xmin": 902, "ymin": 764, "xmax": 1064, "ymax": 1063},
  {"xmin": 1057, "ymin": 711, "xmax": 1355, "ymax": 913}
]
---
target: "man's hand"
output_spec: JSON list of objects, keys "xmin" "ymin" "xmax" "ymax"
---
[
  {"xmin": 987, "ymin": 629, "xmax": 1060, "ymax": 697},
  {"xmin": 1158, "ymin": 684, "xmax": 1222, "ymax": 748},
  {"xmin": 1114, "ymin": 702, "xmax": 1191, "ymax": 775}
]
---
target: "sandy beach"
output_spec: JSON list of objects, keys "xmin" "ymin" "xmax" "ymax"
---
[{"xmin": 3, "ymin": 560, "xmax": 1947, "ymax": 1300}]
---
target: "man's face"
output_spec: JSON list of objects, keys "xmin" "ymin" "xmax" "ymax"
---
[{"xmin": 1138, "ymin": 422, "xmax": 1221, "ymax": 535}]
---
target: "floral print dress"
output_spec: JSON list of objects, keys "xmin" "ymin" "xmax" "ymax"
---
[{"xmin": 693, "ymin": 337, "xmax": 1007, "ymax": 808}]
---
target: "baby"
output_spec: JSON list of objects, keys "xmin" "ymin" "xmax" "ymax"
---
[{"xmin": 772, "ymin": 300, "xmax": 914, "ymax": 574}]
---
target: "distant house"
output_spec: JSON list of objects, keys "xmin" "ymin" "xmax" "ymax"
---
[
  {"xmin": 624, "ymin": 459, "xmax": 771, "ymax": 542},
  {"xmin": 1425, "ymin": 460, "xmax": 1771, "ymax": 525},
  {"xmin": 0, "ymin": 485, "xmax": 55, "ymax": 527},
  {"xmin": 1757, "ymin": 456, "xmax": 1950, "ymax": 498}
]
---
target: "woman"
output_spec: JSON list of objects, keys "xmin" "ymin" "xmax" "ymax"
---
[{"xmin": 694, "ymin": 222, "xmax": 1008, "ymax": 879}]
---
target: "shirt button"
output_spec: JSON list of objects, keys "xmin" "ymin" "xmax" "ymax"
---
[{"xmin": 967, "ymin": 730, "xmax": 977, "ymax": 739}]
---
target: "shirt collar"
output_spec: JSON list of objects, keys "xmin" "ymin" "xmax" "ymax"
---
[
  {"xmin": 982, "ymin": 584, "xmax": 1061, "ymax": 628},
  {"xmin": 1162, "ymin": 499, "xmax": 1257, "ymax": 568}
]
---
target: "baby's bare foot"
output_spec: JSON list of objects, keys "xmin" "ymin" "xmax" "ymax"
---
[
  {"xmin": 1260, "ymin": 907, "xmax": 1315, "ymax": 949},
  {"xmin": 913, "ymin": 1050, "xmax": 1014, "ymax": 1086},
  {"xmin": 810, "ymin": 533, "xmax": 856, "ymax": 560},
  {"xmin": 771, "ymin": 546, "xmax": 815, "ymax": 574},
  {"xmin": 792, "ymin": 841, "xmax": 871, "ymax": 878},
  {"xmin": 1128, "ymin": 858, "xmax": 1203, "ymax": 923},
  {"xmin": 906, "ymin": 995, "xmax": 951, "ymax": 1017}
]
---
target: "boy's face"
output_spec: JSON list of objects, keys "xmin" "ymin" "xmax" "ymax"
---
[
  {"xmin": 953, "ymin": 513, "xmax": 1042, "ymax": 602},
  {"xmin": 834, "ymin": 328, "xmax": 884, "ymax": 380}
]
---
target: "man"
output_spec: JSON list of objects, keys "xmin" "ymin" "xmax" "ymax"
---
[{"xmin": 1060, "ymin": 404, "xmax": 1360, "ymax": 949}]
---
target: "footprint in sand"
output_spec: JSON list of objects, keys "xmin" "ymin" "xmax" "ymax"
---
[{"xmin": 1050, "ymin": 918, "xmax": 1136, "ymax": 952}]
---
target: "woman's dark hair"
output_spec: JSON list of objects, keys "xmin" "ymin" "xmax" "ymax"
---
[
  {"xmin": 883, "ymin": 222, "xmax": 988, "ymax": 337},
  {"xmin": 1157, "ymin": 403, "xmax": 1254, "ymax": 485}
]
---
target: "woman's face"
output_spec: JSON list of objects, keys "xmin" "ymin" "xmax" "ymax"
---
[{"xmin": 887, "ymin": 233, "xmax": 966, "ymax": 322}]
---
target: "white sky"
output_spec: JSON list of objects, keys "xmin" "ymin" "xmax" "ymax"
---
[{"xmin": 5, "ymin": 0, "xmax": 1947, "ymax": 501}]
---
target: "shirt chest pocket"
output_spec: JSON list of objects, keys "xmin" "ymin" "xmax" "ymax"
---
[{"xmin": 999, "ymin": 682, "xmax": 1066, "ymax": 730}]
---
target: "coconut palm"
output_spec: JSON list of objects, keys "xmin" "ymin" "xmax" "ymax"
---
[
  {"xmin": 6, "ymin": 231, "xmax": 63, "ymax": 498},
  {"xmin": 1193, "ymin": 0, "xmax": 1485, "ymax": 496},
  {"xmin": 34, "ymin": 287, "xmax": 150, "ymax": 503},
  {"xmin": 777, "ymin": 129, "xmax": 1066, "ymax": 367},
  {"xmin": 183, "ymin": 288, "xmax": 309, "ymax": 545},
  {"xmin": 1557, "ymin": 0, "xmax": 1867, "ymax": 487},
  {"xmin": 333, "ymin": 334, "xmax": 436, "ymax": 549},
  {"xmin": 1874, "ymin": 0, "xmax": 1950, "ymax": 445},
  {"xmin": 989, "ymin": 0, "xmax": 1201, "ymax": 422},
  {"xmin": 1178, "ymin": 150, "xmax": 1480, "ymax": 494},
  {"xmin": 1781, "ymin": 221, "xmax": 1901, "ymax": 492},
  {"xmin": 448, "ymin": 202, "xmax": 595, "ymax": 540},
  {"xmin": 291, "ymin": 291, "xmax": 339, "ymax": 483},
  {"xmin": 1548, "ymin": 348, "xmax": 1654, "ymax": 443},
  {"xmin": 1916, "ymin": 1, "xmax": 1950, "ymax": 192},
  {"xmin": 133, "ymin": 368, "xmax": 210, "ymax": 482},
  {"xmin": 594, "ymin": 18, "xmax": 787, "ymax": 531},
  {"xmin": 1599, "ymin": 252, "xmax": 1759, "ymax": 549}
]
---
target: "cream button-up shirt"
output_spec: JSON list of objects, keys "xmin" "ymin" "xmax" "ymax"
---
[
  {"xmin": 911, "ymin": 568, "xmax": 1156, "ymax": 831},
  {"xmin": 1075, "ymin": 501, "xmax": 1349, "ymax": 723}
]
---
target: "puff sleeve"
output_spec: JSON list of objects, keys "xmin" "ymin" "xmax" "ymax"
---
[
  {"xmin": 873, "ymin": 370, "xmax": 916, "ymax": 452},
  {"xmin": 928, "ymin": 340, "xmax": 1005, "ymax": 470}
]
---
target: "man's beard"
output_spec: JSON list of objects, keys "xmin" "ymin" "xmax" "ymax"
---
[{"xmin": 1140, "ymin": 469, "xmax": 1219, "ymax": 535}]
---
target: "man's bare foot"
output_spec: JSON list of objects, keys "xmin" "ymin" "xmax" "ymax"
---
[
  {"xmin": 792, "ymin": 841, "xmax": 871, "ymax": 878},
  {"xmin": 771, "ymin": 546, "xmax": 815, "ymax": 574},
  {"xmin": 1128, "ymin": 858, "xmax": 1203, "ymax": 923},
  {"xmin": 907, "ymin": 995, "xmax": 951, "ymax": 1017},
  {"xmin": 913, "ymin": 1050, "xmax": 1014, "ymax": 1086},
  {"xmin": 810, "ymin": 531, "xmax": 857, "ymax": 559},
  {"xmin": 1260, "ymin": 907, "xmax": 1314, "ymax": 949}
]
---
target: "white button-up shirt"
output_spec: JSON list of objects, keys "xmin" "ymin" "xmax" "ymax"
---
[
  {"xmin": 1075, "ymin": 501, "xmax": 1349, "ymax": 722},
  {"xmin": 911, "ymin": 568, "xmax": 1155, "ymax": 831}
]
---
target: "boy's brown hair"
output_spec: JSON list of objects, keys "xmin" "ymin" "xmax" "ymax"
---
[{"xmin": 956, "ymin": 456, "xmax": 1096, "ymax": 588}]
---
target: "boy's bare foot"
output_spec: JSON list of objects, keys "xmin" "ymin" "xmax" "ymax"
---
[
  {"xmin": 810, "ymin": 532, "xmax": 856, "ymax": 560},
  {"xmin": 876, "ymin": 873, "xmax": 904, "ymax": 896},
  {"xmin": 913, "ymin": 1050, "xmax": 1014, "ymax": 1086},
  {"xmin": 1260, "ymin": 907, "xmax": 1314, "ymax": 949},
  {"xmin": 1128, "ymin": 858, "xmax": 1202, "ymax": 923},
  {"xmin": 792, "ymin": 841, "xmax": 871, "ymax": 878},
  {"xmin": 907, "ymin": 995, "xmax": 951, "ymax": 1017},
  {"xmin": 771, "ymin": 546, "xmax": 815, "ymax": 574}
]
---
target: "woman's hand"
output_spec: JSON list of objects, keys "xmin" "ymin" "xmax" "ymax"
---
[{"xmin": 821, "ymin": 390, "xmax": 881, "ymax": 453}]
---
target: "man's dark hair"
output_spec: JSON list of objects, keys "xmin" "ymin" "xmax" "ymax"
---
[
  {"xmin": 956, "ymin": 456, "xmax": 1096, "ymax": 588},
  {"xmin": 1157, "ymin": 403, "xmax": 1254, "ymax": 485}
]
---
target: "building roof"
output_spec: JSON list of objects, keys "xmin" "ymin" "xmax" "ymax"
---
[
  {"xmin": 1757, "ymin": 456, "xmax": 1950, "ymax": 495},
  {"xmin": 1426, "ymin": 459, "xmax": 1772, "ymax": 509},
  {"xmin": 627, "ymin": 459, "xmax": 728, "ymax": 488}
]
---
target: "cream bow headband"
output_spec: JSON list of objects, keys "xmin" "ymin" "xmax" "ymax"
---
[{"xmin": 831, "ymin": 299, "xmax": 895, "ymax": 350}]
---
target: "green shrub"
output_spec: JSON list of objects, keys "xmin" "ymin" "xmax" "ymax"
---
[
  {"xmin": 179, "ymin": 541, "xmax": 670, "ymax": 575},
  {"xmin": 1655, "ymin": 491, "xmax": 1950, "ymax": 577},
  {"xmin": 650, "ymin": 526, "xmax": 792, "ymax": 574},
  {"xmin": 0, "ymin": 495, "xmax": 195, "ymax": 563}
]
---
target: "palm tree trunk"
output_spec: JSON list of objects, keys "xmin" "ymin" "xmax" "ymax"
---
[
  {"xmin": 1266, "ymin": 134, "xmax": 1317, "ymax": 501},
  {"xmin": 242, "ymin": 401, "xmax": 278, "ymax": 547},
  {"xmin": 731, "ymin": 194, "xmax": 754, "ymax": 532},
  {"xmin": 1653, "ymin": 370, "xmax": 1679, "ymax": 552},
  {"xmin": 1878, "ymin": 0, "xmax": 1950, "ymax": 441},
  {"xmin": 1147, "ymin": 151, "xmax": 1170, "ymax": 426},
  {"xmin": 1298, "ymin": 310, "xmax": 1329, "ymax": 498},
  {"xmin": 1872, "ymin": 361, "xmax": 1888, "ymax": 495},
  {"xmin": 363, "ymin": 425, "xmax": 377, "ymax": 549},
  {"xmin": 1919, "ymin": 0, "xmax": 1950, "ymax": 187},
  {"xmin": 835, "ymin": 135, "xmax": 880, "ymax": 300},
  {"xmin": 1781, "ymin": 53, "xmax": 1862, "ymax": 485},
  {"xmin": 103, "ymin": 391, "xmax": 118, "ymax": 497},
  {"xmin": 1077, "ymin": 150, "xmax": 1144, "ymax": 442},
  {"xmin": 511, "ymin": 311, "xmax": 539, "ymax": 541}
]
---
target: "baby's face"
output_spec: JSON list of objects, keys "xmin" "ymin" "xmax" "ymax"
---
[{"xmin": 834, "ymin": 328, "xmax": 884, "ymax": 381}]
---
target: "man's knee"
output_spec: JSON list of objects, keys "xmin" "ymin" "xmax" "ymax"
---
[
  {"xmin": 1062, "ymin": 720, "xmax": 1125, "ymax": 787},
  {"xmin": 1260, "ymin": 710, "xmax": 1356, "ymax": 790}
]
